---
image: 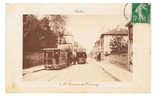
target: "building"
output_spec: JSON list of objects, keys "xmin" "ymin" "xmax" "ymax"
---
[{"xmin": 100, "ymin": 28, "xmax": 128, "ymax": 56}]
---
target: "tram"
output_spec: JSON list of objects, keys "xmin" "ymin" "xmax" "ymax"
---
[
  {"xmin": 76, "ymin": 48, "xmax": 87, "ymax": 64},
  {"xmin": 42, "ymin": 48, "xmax": 69, "ymax": 70}
]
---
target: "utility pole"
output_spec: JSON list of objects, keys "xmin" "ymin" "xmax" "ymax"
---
[
  {"xmin": 126, "ymin": 21, "xmax": 133, "ymax": 72},
  {"xmin": 124, "ymin": 3, "xmax": 133, "ymax": 72}
]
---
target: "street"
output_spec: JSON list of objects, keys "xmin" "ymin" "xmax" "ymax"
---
[
  {"xmin": 23, "ymin": 58, "xmax": 126, "ymax": 82},
  {"xmin": 22, "ymin": 14, "xmax": 132, "ymax": 83}
]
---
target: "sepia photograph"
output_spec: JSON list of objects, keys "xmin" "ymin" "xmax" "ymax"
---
[
  {"xmin": 23, "ymin": 13, "xmax": 133, "ymax": 82},
  {"xmin": 6, "ymin": 3, "xmax": 151, "ymax": 93}
]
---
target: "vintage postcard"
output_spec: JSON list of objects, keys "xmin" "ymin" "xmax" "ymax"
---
[{"xmin": 6, "ymin": 3, "xmax": 151, "ymax": 93}]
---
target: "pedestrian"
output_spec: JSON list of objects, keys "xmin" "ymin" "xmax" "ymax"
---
[
  {"xmin": 54, "ymin": 50, "xmax": 59, "ymax": 64},
  {"xmin": 67, "ymin": 50, "xmax": 72, "ymax": 66},
  {"xmin": 97, "ymin": 53, "xmax": 101, "ymax": 61},
  {"xmin": 72, "ymin": 51, "xmax": 77, "ymax": 65}
]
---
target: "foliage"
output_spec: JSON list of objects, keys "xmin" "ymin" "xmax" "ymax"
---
[
  {"xmin": 23, "ymin": 15, "xmax": 67, "ymax": 51},
  {"xmin": 110, "ymin": 36, "xmax": 128, "ymax": 53}
]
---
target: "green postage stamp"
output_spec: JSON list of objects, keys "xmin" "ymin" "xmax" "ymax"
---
[{"xmin": 132, "ymin": 3, "xmax": 151, "ymax": 24}]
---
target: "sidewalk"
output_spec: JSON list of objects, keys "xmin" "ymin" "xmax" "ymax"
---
[
  {"xmin": 96, "ymin": 60, "xmax": 132, "ymax": 81},
  {"xmin": 23, "ymin": 65, "xmax": 45, "ymax": 75}
]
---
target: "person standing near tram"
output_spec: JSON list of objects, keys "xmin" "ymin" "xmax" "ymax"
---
[
  {"xmin": 54, "ymin": 50, "xmax": 59, "ymax": 64},
  {"xmin": 99, "ymin": 52, "xmax": 101, "ymax": 61},
  {"xmin": 97, "ymin": 52, "xmax": 101, "ymax": 61},
  {"xmin": 72, "ymin": 51, "xmax": 77, "ymax": 65},
  {"xmin": 67, "ymin": 50, "xmax": 72, "ymax": 66}
]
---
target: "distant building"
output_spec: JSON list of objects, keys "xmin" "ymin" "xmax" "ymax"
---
[
  {"xmin": 90, "ymin": 40, "xmax": 101, "ymax": 59},
  {"xmin": 100, "ymin": 35, "xmax": 112, "ymax": 55}
]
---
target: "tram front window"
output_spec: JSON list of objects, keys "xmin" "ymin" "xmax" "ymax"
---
[{"xmin": 47, "ymin": 52, "xmax": 53, "ymax": 64}]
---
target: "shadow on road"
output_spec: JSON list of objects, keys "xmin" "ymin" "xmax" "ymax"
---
[{"xmin": 32, "ymin": 68, "xmax": 45, "ymax": 73}]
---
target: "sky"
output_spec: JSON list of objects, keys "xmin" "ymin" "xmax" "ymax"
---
[
  {"xmin": 36, "ymin": 4, "xmax": 131, "ymax": 53},
  {"xmin": 65, "ymin": 4, "xmax": 130, "ymax": 53}
]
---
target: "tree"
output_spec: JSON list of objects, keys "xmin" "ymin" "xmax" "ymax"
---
[
  {"xmin": 23, "ymin": 15, "xmax": 67, "ymax": 51},
  {"xmin": 23, "ymin": 15, "xmax": 42, "ymax": 51},
  {"xmin": 40, "ymin": 17, "xmax": 58, "ymax": 48},
  {"xmin": 48, "ymin": 15, "xmax": 66, "ymax": 37},
  {"xmin": 110, "ymin": 36, "xmax": 128, "ymax": 53},
  {"xmin": 103, "ymin": 27, "xmax": 129, "ymax": 54}
]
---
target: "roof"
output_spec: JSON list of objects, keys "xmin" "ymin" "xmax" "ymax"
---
[{"xmin": 100, "ymin": 28, "xmax": 128, "ymax": 38}]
